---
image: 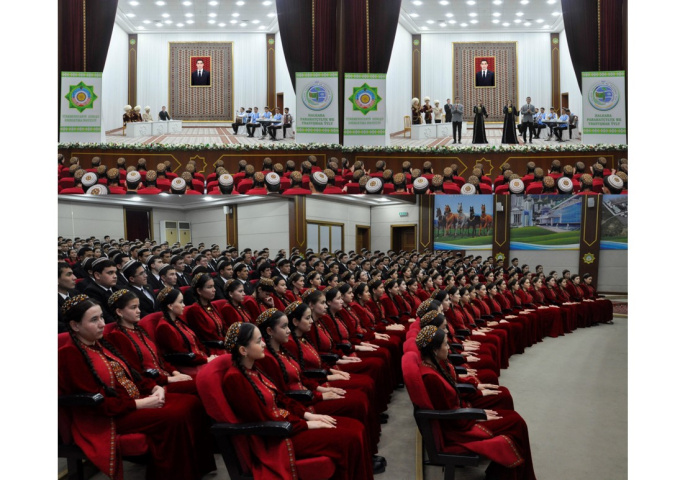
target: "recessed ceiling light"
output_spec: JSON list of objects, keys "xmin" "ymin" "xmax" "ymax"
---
[
  {"xmin": 470, "ymin": 19, "xmax": 478, "ymax": 24},
  {"xmin": 410, "ymin": 13, "xmax": 419, "ymax": 18},
  {"xmin": 469, "ymin": 12, "xmax": 477, "ymax": 17},
  {"xmin": 262, "ymin": 0, "xmax": 272, "ymax": 5},
  {"xmin": 232, "ymin": 13, "xmax": 240, "ymax": 17},
  {"xmin": 186, "ymin": 19, "xmax": 194, "ymax": 24},
  {"xmin": 230, "ymin": 19, "xmax": 238, "ymax": 24},
  {"xmin": 492, "ymin": 12, "xmax": 501, "ymax": 17},
  {"xmin": 547, "ymin": 0, "xmax": 556, "ymax": 3},
  {"xmin": 126, "ymin": 13, "xmax": 135, "ymax": 18},
  {"xmin": 209, "ymin": 1, "xmax": 219, "ymax": 5},
  {"xmin": 439, "ymin": 23, "xmax": 447, "ymax": 27},
  {"xmin": 267, "ymin": 12, "xmax": 276, "ymax": 17},
  {"xmin": 218, "ymin": 23, "xmax": 226, "ymax": 27},
  {"xmin": 208, "ymin": 19, "xmax": 216, "ymax": 24},
  {"xmin": 236, "ymin": 1, "xmax": 245, "ymax": 5},
  {"xmin": 493, "ymin": 0, "xmax": 502, "ymax": 4},
  {"xmin": 552, "ymin": 11, "xmax": 561, "ymax": 16},
  {"xmin": 466, "ymin": 0, "xmax": 476, "ymax": 4},
  {"xmin": 502, "ymin": 22, "xmax": 510, "ymax": 26},
  {"xmin": 251, "ymin": 19, "xmax": 259, "ymax": 24},
  {"xmin": 420, "ymin": 26, "xmax": 429, "ymax": 30},
  {"xmin": 185, "ymin": 13, "xmax": 193, "ymax": 17},
  {"xmin": 426, "ymin": 19, "xmax": 434, "ymax": 24},
  {"xmin": 164, "ymin": 20, "xmax": 172, "ymax": 24},
  {"xmin": 536, "ymin": 19, "xmax": 544, "ymax": 23},
  {"xmin": 156, "ymin": 23, "xmax": 163, "ymax": 27},
  {"xmin": 143, "ymin": 19, "xmax": 151, "ymax": 24},
  {"xmin": 514, "ymin": 19, "xmax": 521, "ymax": 23},
  {"xmin": 520, "ymin": 0, "xmax": 530, "ymax": 5},
  {"xmin": 240, "ymin": 22, "xmax": 247, "ymax": 26},
  {"xmin": 412, "ymin": 0, "xmax": 423, "ymax": 5},
  {"xmin": 129, "ymin": 1, "xmax": 139, "ymax": 5},
  {"xmin": 209, "ymin": 13, "xmax": 217, "ymax": 17},
  {"xmin": 543, "ymin": 24, "xmax": 551, "ymax": 28},
  {"xmin": 492, "ymin": 19, "xmax": 500, "ymax": 24},
  {"xmin": 258, "ymin": 25, "xmax": 266, "ymax": 29},
  {"xmin": 524, "ymin": 22, "xmax": 531, "ymax": 26},
  {"xmin": 161, "ymin": 13, "xmax": 169, "ymax": 18},
  {"xmin": 445, "ymin": 12, "xmax": 454, "ymax": 17},
  {"xmin": 176, "ymin": 22, "xmax": 183, "ymax": 27},
  {"xmin": 448, "ymin": 19, "xmax": 456, "ymax": 23},
  {"xmin": 460, "ymin": 22, "xmax": 468, "ymax": 27},
  {"xmin": 136, "ymin": 25, "xmax": 144, "ymax": 30},
  {"xmin": 182, "ymin": 1, "xmax": 192, "ymax": 5},
  {"xmin": 516, "ymin": 12, "xmax": 524, "ymax": 16},
  {"xmin": 155, "ymin": 1, "xmax": 165, "ymax": 6},
  {"xmin": 439, "ymin": 1, "xmax": 449, "ymax": 6}
]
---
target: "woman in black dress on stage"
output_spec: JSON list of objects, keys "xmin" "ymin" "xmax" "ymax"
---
[
  {"xmin": 472, "ymin": 100, "xmax": 489, "ymax": 144},
  {"xmin": 501, "ymin": 100, "xmax": 519, "ymax": 144}
]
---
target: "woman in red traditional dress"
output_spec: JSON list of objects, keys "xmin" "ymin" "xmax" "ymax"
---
[
  {"xmin": 243, "ymin": 277, "xmax": 276, "ymax": 319},
  {"xmin": 155, "ymin": 287, "xmax": 217, "ymax": 372},
  {"xmin": 402, "ymin": 278, "xmax": 423, "ymax": 313},
  {"xmin": 59, "ymin": 295, "xmax": 215, "ymax": 480},
  {"xmin": 254, "ymin": 309, "xmax": 386, "ymax": 473},
  {"xmin": 416, "ymin": 325, "xmax": 537, "ymax": 480},
  {"xmin": 380, "ymin": 278, "xmax": 416, "ymax": 327},
  {"xmin": 106, "ymin": 290, "xmax": 197, "ymax": 395},
  {"xmin": 474, "ymin": 283, "xmax": 523, "ymax": 356},
  {"xmin": 497, "ymin": 279, "xmax": 540, "ymax": 346},
  {"xmin": 270, "ymin": 275, "xmax": 292, "ymax": 311},
  {"xmin": 287, "ymin": 272, "xmax": 305, "ymax": 301},
  {"xmin": 306, "ymin": 271, "xmax": 324, "ymax": 290},
  {"xmin": 580, "ymin": 273, "xmax": 614, "ymax": 324},
  {"xmin": 222, "ymin": 322, "xmax": 374, "ymax": 480},
  {"xmin": 529, "ymin": 276, "xmax": 565, "ymax": 338},
  {"xmin": 219, "ymin": 279, "xmax": 254, "ymax": 324},
  {"xmin": 416, "ymin": 275, "xmax": 433, "ymax": 302},
  {"xmin": 184, "ymin": 273, "xmax": 229, "ymax": 355},
  {"xmin": 463, "ymin": 287, "xmax": 510, "ymax": 369}
]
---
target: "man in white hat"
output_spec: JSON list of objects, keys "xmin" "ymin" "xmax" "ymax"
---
[
  {"xmin": 142, "ymin": 106, "xmax": 153, "ymax": 122},
  {"xmin": 122, "ymin": 105, "xmax": 132, "ymax": 135},
  {"xmin": 132, "ymin": 106, "xmax": 143, "ymax": 122}
]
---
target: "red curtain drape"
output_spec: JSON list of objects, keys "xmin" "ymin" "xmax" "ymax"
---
[
  {"xmin": 58, "ymin": 0, "xmax": 118, "ymax": 72},
  {"xmin": 560, "ymin": 0, "xmax": 598, "ymax": 92},
  {"xmin": 365, "ymin": 0, "xmax": 402, "ymax": 74},
  {"xmin": 600, "ymin": 0, "xmax": 625, "ymax": 71}
]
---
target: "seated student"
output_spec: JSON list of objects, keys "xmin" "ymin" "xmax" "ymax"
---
[
  {"xmin": 155, "ymin": 287, "xmax": 218, "ymax": 369},
  {"xmin": 245, "ymin": 172, "xmax": 269, "ymax": 195},
  {"xmin": 231, "ymin": 107, "xmax": 247, "ymax": 135},
  {"xmin": 544, "ymin": 107, "xmax": 558, "ymax": 139},
  {"xmin": 267, "ymin": 108, "xmax": 284, "ymax": 140},
  {"xmin": 212, "ymin": 259, "xmax": 234, "ymax": 300},
  {"xmin": 264, "ymin": 171, "xmax": 282, "ymax": 194},
  {"xmin": 309, "ymin": 171, "xmax": 330, "ymax": 193},
  {"xmin": 221, "ymin": 321, "xmax": 375, "ymax": 480},
  {"xmin": 138, "ymin": 171, "xmax": 163, "ymax": 195},
  {"xmin": 184, "ymin": 273, "xmax": 229, "ymax": 355},
  {"xmin": 159, "ymin": 264, "xmax": 179, "ymax": 290},
  {"xmin": 146, "ymin": 255, "xmax": 166, "ymax": 291},
  {"xmin": 82, "ymin": 258, "xmax": 119, "ymax": 323},
  {"xmin": 106, "ymin": 289, "xmax": 197, "ymax": 394},
  {"xmin": 58, "ymin": 261, "xmax": 78, "ymax": 332},
  {"xmin": 415, "ymin": 325, "xmax": 537, "ymax": 480},
  {"xmin": 59, "ymin": 295, "xmax": 216, "ymax": 480},
  {"xmin": 322, "ymin": 169, "xmax": 346, "ymax": 194},
  {"xmin": 602, "ymin": 174, "xmax": 624, "ymax": 194},
  {"xmin": 122, "ymin": 260, "xmax": 159, "ymax": 317},
  {"xmin": 590, "ymin": 163, "xmax": 605, "ymax": 192},
  {"xmin": 259, "ymin": 106, "xmax": 273, "ymax": 138},
  {"xmin": 281, "ymin": 107, "xmax": 293, "ymax": 138},
  {"xmin": 105, "ymin": 168, "xmax": 126, "ymax": 194},
  {"xmin": 282, "ymin": 170, "xmax": 312, "ymax": 195},
  {"xmin": 245, "ymin": 107, "xmax": 261, "ymax": 138},
  {"xmin": 533, "ymin": 107, "xmax": 547, "ymax": 138},
  {"xmin": 551, "ymin": 108, "xmax": 570, "ymax": 141}
]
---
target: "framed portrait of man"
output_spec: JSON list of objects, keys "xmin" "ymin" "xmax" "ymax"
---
[
  {"xmin": 190, "ymin": 56, "xmax": 212, "ymax": 87},
  {"xmin": 474, "ymin": 56, "xmax": 496, "ymax": 88}
]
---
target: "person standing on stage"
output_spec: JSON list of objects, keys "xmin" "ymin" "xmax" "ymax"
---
[
  {"xmin": 159, "ymin": 106, "xmax": 171, "ymax": 121},
  {"xmin": 520, "ymin": 97, "xmax": 536, "ymax": 144},
  {"xmin": 451, "ymin": 97, "xmax": 464, "ymax": 144},
  {"xmin": 472, "ymin": 100, "xmax": 488, "ymax": 144},
  {"xmin": 501, "ymin": 100, "xmax": 519, "ymax": 144},
  {"xmin": 444, "ymin": 98, "xmax": 453, "ymax": 123},
  {"xmin": 411, "ymin": 98, "xmax": 422, "ymax": 125}
]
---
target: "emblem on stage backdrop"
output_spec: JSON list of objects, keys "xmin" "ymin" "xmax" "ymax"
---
[
  {"xmin": 494, "ymin": 252, "xmax": 506, "ymax": 263},
  {"xmin": 64, "ymin": 81, "xmax": 98, "ymax": 113},
  {"xmin": 582, "ymin": 253, "xmax": 596, "ymax": 264},
  {"xmin": 588, "ymin": 81, "xmax": 620, "ymax": 112},
  {"xmin": 301, "ymin": 80, "xmax": 334, "ymax": 111},
  {"xmin": 348, "ymin": 83, "xmax": 382, "ymax": 115}
]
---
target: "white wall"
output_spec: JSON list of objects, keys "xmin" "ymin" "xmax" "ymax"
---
[
  {"xmin": 102, "ymin": 22, "xmax": 129, "ymax": 132},
  {"xmin": 183, "ymin": 206, "xmax": 227, "ymax": 248},
  {"xmin": 386, "ymin": 24, "xmax": 413, "ymax": 135},
  {"xmin": 508, "ymin": 249, "xmax": 580, "ymax": 279},
  {"xmin": 559, "ymin": 30, "xmax": 583, "ymax": 128},
  {"xmin": 274, "ymin": 32, "xmax": 296, "ymax": 119},
  {"xmin": 370, "ymin": 202, "xmax": 420, "ymax": 253},
  {"xmin": 59, "ymin": 201, "xmax": 126, "ymax": 240},
  {"xmin": 420, "ymin": 32, "xmax": 552, "ymax": 115},
  {"xmin": 305, "ymin": 198, "xmax": 371, "ymax": 253},
  {"xmin": 237, "ymin": 201, "xmax": 290, "ymax": 256},
  {"xmin": 598, "ymin": 251, "xmax": 627, "ymax": 293},
  {"xmin": 136, "ymin": 32, "xmax": 268, "ymax": 116},
  {"xmin": 150, "ymin": 207, "xmax": 189, "ymax": 244}
]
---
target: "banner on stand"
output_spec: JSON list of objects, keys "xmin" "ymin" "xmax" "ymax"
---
[
  {"xmin": 581, "ymin": 71, "xmax": 626, "ymax": 145},
  {"xmin": 343, "ymin": 73, "xmax": 388, "ymax": 146},
  {"xmin": 60, "ymin": 72, "xmax": 104, "ymax": 143},
  {"xmin": 295, "ymin": 72, "xmax": 339, "ymax": 144}
]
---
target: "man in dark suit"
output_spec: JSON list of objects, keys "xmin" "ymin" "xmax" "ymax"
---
[
  {"xmin": 146, "ymin": 255, "xmax": 166, "ymax": 292},
  {"xmin": 191, "ymin": 59, "xmax": 211, "ymax": 86},
  {"xmin": 158, "ymin": 106, "xmax": 171, "ymax": 121},
  {"xmin": 475, "ymin": 59, "xmax": 495, "ymax": 87},
  {"xmin": 123, "ymin": 260, "xmax": 159, "ymax": 317},
  {"xmin": 234, "ymin": 262, "xmax": 254, "ymax": 296},
  {"xmin": 58, "ymin": 262, "xmax": 79, "ymax": 332},
  {"xmin": 171, "ymin": 255, "xmax": 192, "ymax": 287},
  {"xmin": 82, "ymin": 258, "xmax": 119, "ymax": 323},
  {"xmin": 444, "ymin": 98, "xmax": 452, "ymax": 123}
]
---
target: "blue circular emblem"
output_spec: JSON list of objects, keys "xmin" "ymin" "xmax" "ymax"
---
[
  {"xmin": 301, "ymin": 81, "xmax": 333, "ymax": 111},
  {"xmin": 588, "ymin": 81, "xmax": 620, "ymax": 111},
  {"xmin": 70, "ymin": 86, "xmax": 93, "ymax": 108}
]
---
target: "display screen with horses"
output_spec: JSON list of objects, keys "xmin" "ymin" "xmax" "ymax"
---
[{"xmin": 434, "ymin": 195, "xmax": 494, "ymax": 250}]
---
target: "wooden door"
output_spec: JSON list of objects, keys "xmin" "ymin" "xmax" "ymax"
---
[
  {"xmin": 355, "ymin": 226, "xmax": 370, "ymax": 252},
  {"xmin": 124, "ymin": 208, "xmax": 151, "ymax": 241},
  {"xmin": 561, "ymin": 93, "xmax": 569, "ymax": 111},
  {"xmin": 277, "ymin": 93, "xmax": 284, "ymax": 112},
  {"xmin": 391, "ymin": 226, "xmax": 416, "ymax": 252}
]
